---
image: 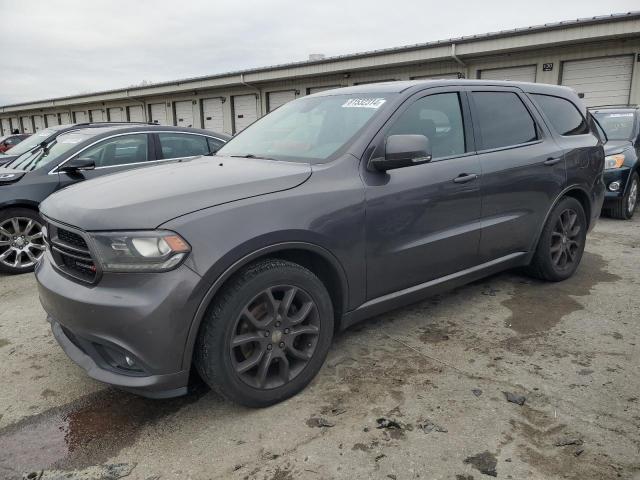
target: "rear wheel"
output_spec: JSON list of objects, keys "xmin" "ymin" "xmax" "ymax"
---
[
  {"xmin": 527, "ymin": 197, "xmax": 587, "ymax": 282},
  {"xmin": 194, "ymin": 258, "xmax": 334, "ymax": 407},
  {"xmin": 0, "ymin": 208, "xmax": 46, "ymax": 274},
  {"xmin": 608, "ymin": 172, "xmax": 639, "ymax": 220}
]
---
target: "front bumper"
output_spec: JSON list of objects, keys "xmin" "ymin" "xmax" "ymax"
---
[
  {"xmin": 36, "ymin": 251, "xmax": 203, "ymax": 398},
  {"xmin": 603, "ymin": 167, "xmax": 632, "ymax": 201}
]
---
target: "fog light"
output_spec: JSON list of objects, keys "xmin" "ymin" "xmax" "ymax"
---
[
  {"xmin": 609, "ymin": 181, "xmax": 621, "ymax": 192},
  {"xmin": 124, "ymin": 355, "xmax": 136, "ymax": 367}
]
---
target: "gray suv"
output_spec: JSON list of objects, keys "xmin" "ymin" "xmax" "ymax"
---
[{"xmin": 35, "ymin": 81, "xmax": 605, "ymax": 407}]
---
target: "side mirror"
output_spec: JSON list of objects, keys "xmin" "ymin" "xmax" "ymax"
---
[
  {"xmin": 370, "ymin": 134, "xmax": 432, "ymax": 172},
  {"xmin": 59, "ymin": 157, "xmax": 96, "ymax": 173}
]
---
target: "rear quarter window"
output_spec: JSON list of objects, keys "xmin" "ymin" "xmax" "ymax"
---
[{"xmin": 531, "ymin": 94, "xmax": 589, "ymax": 136}]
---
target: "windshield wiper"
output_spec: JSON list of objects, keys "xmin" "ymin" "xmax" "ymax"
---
[{"xmin": 229, "ymin": 154, "xmax": 276, "ymax": 160}]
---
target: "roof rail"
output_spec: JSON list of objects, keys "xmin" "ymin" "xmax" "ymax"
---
[{"xmin": 72, "ymin": 121, "xmax": 156, "ymax": 127}]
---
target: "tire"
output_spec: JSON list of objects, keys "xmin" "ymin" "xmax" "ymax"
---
[
  {"xmin": 0, "ymin": 208, "xmax": 46, "ymax": 275},
  {"xmin": 194, "ymin": 258, "xmax": 334, "ymax": 407},
  {"xmin": 527, "ymin": 196, "xmax": 587, "ymax": 282},
  {"xmin": 608, "ymin": 172, "xmax": 639, "ymax": 220}
]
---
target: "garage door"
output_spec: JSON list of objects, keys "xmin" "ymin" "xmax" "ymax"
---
[
  {"xmin": 45, "ymin": 114, "xmax": 59, "ymax": 127},
  {"xmin": 175, "ymin": 100, "xmax": 195, "ymax": 128},
  {"xmin": 33, "ymin": 115, "xmax": 45, "ymax": 131},
  {"xmin": 1, "ymin": 118, "xmax": 10, "ymax": 135},
  {"xmin": 21, "ymin": 116, "xmax": 33, "ymax": 133},
  {"xmin": 202, "ymin": 98, "xmax": 224, "ymax": 132},
  {"xmin": 480, "ymin": 65, "xmax": 537, "ymax": 82},
  {"xmin": 308, "ymin": 85, "xmax": 341, "ymax": 94},
  {"xmin": 128, "ymin": 105, "xmax": 145, "ymax": 122},
  {"xmin": 267, "ymin": 90, "xmax": 296, "ymax": 112},
  {"xmin": 412, "ymin": 72, "xmax": 461, "ymax": 80},
  {"xmin": 90, "ymin": 109, "xmax": 104, "ymax": 122},
  {"xmin": 108, "ymin": 107, "xmax": 124, "ymax": 122},
  {"xmin": 73, "ymin": 111, "xmax": 87, "ymax": 123},
  {"xmin": 149, "ymin": 103, "xmax": 167, "ymax": 125},
  {"xmin": 561, "ymin": 56, "xmax": 633, "ymax": 107},
  {"xmin": 60, "ymin": 112, "xmax": 71, "ymax": 125},
  {"xmin": 232, "ymin": 95, "xmax": 258, "ymax": 133}
]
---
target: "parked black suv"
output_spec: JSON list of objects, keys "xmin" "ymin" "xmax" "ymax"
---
[
  {"xmin": 36, "ymin": 81, "xmax": 604, "ymax": 406},
  {"xmin": 0, "ymin": 124, "xmax": 229, "ymax": 273},
  {"xmin": 590, "ymin": 106, "xmax": 639, "ymax": 219}
]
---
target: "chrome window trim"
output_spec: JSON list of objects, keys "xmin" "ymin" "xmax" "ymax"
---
[{"xmin": 48, "ymin": 131, "xmax": 226, "ymax": 175}]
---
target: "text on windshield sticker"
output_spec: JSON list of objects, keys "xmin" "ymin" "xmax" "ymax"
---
[{"xmin": 342, "ymin": 98, "xmax": 386, "ymax": 109}]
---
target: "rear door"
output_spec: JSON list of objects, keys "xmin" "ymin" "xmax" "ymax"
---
[
  {"xmin": 469, "ymin": 87, "xmax": 566, "ymax": 262},
  {"xmin": 57, "ymin": 133, "xmax": 156, "ymax": 189}
]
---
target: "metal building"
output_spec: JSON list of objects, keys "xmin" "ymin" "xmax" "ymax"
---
[{"xmin": 1, "ymin": 12, "xmax": 639, "ymax": 136}]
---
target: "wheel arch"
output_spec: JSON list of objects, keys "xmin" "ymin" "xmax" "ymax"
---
[
  {"xmin": 181, "ymin": 242, "xmax": 349, "ymax": 370},
  {"xmin": 0, "ymin": 199, "xmax": 41, "ymax": 213},
  {"xmin": 528, "ymin": 185, "xmax": 593, "ymax": 259}
]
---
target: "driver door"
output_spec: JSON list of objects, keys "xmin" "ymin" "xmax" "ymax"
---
[{"xmin": 361, "ymin": 88, "xmax": 482, "ymax": 300}]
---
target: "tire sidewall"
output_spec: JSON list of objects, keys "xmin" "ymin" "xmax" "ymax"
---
[
  {"xmin": 624, "ymin": 173, "xmax": 639, "ymax": 218},
  {"xmin": 201, "ymin": 262, "xmax": 334, "ymax": 407}
]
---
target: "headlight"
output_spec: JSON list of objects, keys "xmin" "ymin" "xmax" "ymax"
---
[
  {"xmin": 604, "ymin": 153, "xmax": 625, "ymax": 169},
  {"xmin": 89, "ymin": 230, "xmax": 190, "ymax": 273}
]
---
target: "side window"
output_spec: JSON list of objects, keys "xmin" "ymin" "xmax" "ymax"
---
[
  {"xmin": 207, "ymin": 137, "xmax": 224, "ymax": 153},
  {"xmin": 158, "ymin": 133, "xmax": 209, "ymax": 159},
  {"xmin": 79, "ymin": 134, "xmax": 149, "ymax": 167},
  {"xmin": 387, "ymin": 92, "xmax": 466, "ymax": 159},
  {"xmin": 472, "ymin": 92, "xmax": 538, "ymax": 150},
  {"xmin": 531, "ymin": 94, "xmax": 589, "ymax": 136}
]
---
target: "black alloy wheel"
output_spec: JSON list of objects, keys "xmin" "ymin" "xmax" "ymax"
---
[{"xmin": 230, "ymin": 285, "xmax": 321, "ymax": 389}]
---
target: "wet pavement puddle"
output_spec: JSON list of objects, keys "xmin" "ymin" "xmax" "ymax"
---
[
  {"xmin": 0, "ymin": 387, "xmax": 205, "ymax": 478},
  {"xmin": 502, "ymin": 252, "xmax": 620, "ymax": 334}
]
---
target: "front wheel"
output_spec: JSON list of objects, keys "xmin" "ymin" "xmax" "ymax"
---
[
  {"xmin": 194, "ymin": 259, "xmax": 334, "ymax": 407},
  {"xmin": 0, "ymin": 208, "xmax": 46, "ymax": 274},
  {"xmin": 527, "ymin": 197, "xmax": 587, "ymax": 282}
]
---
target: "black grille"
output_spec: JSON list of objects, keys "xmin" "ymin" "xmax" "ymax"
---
[
  {"xmin": 50, "ymin": 225, "xmax": 97, "ymax": 283},
  {"xmin": 57, "ymin": 228, "xmax": 88, "ymax": 250}
]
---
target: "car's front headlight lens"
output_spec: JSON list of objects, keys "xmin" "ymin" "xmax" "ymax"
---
[
  {"xmin": 604, "ymin": 153, "xmax": 625, "ymax": 169},
  {"xmin": 90, "ymin": 230, "xmax": 190, "ymax": 272}
]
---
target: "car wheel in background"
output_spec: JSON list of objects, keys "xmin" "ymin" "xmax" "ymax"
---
[
  {"xmin": 527, "ymin": 196, "xmax": 587, "ymax": 282},
  {"xmin": 0, "ymin": 208, "xmax": 46, "ymax": 274},
  {"xmin": 608, "ymin": 172, "xmax": 639, "ymax": 220},
  {"xmin": 195, "ymin": 258, "xmax": 334, "ymax": 407}
]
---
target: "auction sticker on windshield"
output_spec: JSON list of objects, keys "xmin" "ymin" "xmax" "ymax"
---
[{"xmin": 342, "ymin": 98, "xmax": 386, "ymax": 109}]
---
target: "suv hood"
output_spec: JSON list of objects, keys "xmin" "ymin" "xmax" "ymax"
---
[
  {"xmin": 603, "ymin": 140, "xmax": 632, "ymax": 156},
  {"xmin": 40, "ymin": 156, "xmax": 312, "ymax": 230}
]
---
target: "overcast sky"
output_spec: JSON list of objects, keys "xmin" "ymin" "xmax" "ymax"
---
[{"xmin": 0, "ymin": 0, "xmax": 637, "ymax": 105}]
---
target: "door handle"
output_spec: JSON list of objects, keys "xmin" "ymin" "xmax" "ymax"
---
[
  {"xmin": 453, "ymin": 173, "xmax": 479, "ymax": 184},
  {"xmin": 544, "ymin": 157, "xmax": 562, "ymax": 166}
]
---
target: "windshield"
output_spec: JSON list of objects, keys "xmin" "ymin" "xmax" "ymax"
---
[
  {"xmin": 217, "ymin": 94, "xmax": 395, "ymax": 162},
  {"xmin": 5, "ymin": 132, "xmax": 91, "ymax": 171},
  {"xmin": 591, "ymin": 110, "xmax": 636, "ymax": 141},
  {"xmin": 0, "ymin": 129, "xmax": 54, "ymax": 156}
]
